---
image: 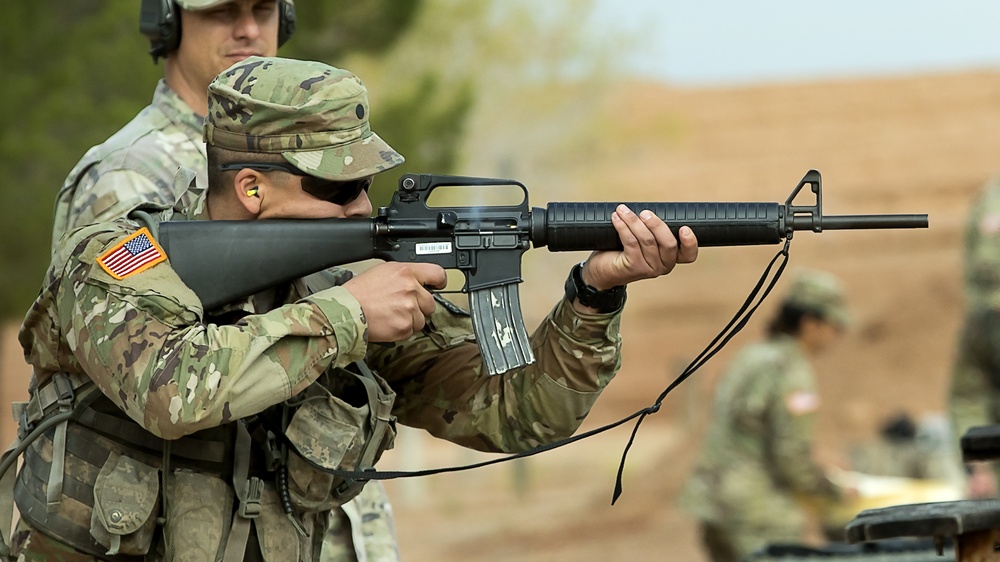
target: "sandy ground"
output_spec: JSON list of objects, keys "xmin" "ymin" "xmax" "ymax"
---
[{"xmin": 6, "ymin": 69, "xmax": 1000, "ymax": 560}]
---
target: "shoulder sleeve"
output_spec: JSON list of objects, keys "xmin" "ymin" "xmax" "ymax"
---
[
  {"xmin": 767, "ymin": 358, "xmax": 836, "ymax": 498},
  {"xmin": 964, "ymin": 181, "xmax": 1000, "ymax": 297},
  {"xmin": 53, "ymin": 168, "xmax": 167, "ymax": 245},
  {"xmin": 57, "ymin": 223, "xmax": 368, "ymax": 440},
  {"xmin": 368, "ymin": 297, "xmax": 622, "ymax": 453},
  {"xmin": 53, "ymin": 128, "xmax": 204, "ymax": 246},
  {"xmin": 949, "ymin": 312, "xmax": 999, "ymax": 444}
]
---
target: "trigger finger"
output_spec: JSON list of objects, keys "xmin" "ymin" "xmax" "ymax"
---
[
  {"xmin": 417, "ymin": 288, "xmax": 438, "ymax": 318},
  {"xmin": 412, "ymin": 309, "xmax": 428, "ymax": 333}
]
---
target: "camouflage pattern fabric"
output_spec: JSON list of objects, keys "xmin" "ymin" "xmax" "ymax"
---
[
  {"xmin": 12, "ymin": 519, "xmax": 101, "ymax": 562},
  {"xmin": 679, "ymin": 335, "xmax": 839, "ymax": 562},
  {"xmin": 19, "ymin": 179, "xmax": 624, "ymax": 560},
  {"xmin": 961, "ymin": 177, "xmax": 1000, "ymax": 309},
  {"xmin": 176, "ymin": 0, "xmax": 243, "ymax": 9},
  {"xmin": 45, "ymin": 72, "xmax": 400, "ymax": 559},
  {"xmin": 51, "ymin": 80, "xmax": 208, "ymax": 249},
  {"xmin": 849, "ymin": 437, "xmax": 961, "ymax": 481},
  {"xmin": 205, "ymin": 57, "xmax": 404, "ymax": 181},
  {"xmin": 949, "ymin": 178, "xmax": 1000, "ymax": 479},
  {"xmin": 326, "ymin": 483, "xmax": 399, "ymax": 562},
  {"xmin": 782, "ymin": 269, "xmax": 850, "ymax": 328},
  {"xmin": 174, "ymin": 0, "xmax": 295, "ymax": 11},
  {"xmin": 24, "ymin": 217, "xmax": 369, "ymax": 439}
]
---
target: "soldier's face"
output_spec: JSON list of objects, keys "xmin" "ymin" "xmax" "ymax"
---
[
  {"xmin": 799, "ymin": 317, "xmax": 844, "ymax": 355},
  {"xmin": 176, "ymin": 0, "xmax": 280, "ymax": 98},
  {"xmin": 255, "ymin": 174, "xmax": 375, "ymax": 221}
]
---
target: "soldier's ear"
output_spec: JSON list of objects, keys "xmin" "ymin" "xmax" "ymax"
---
[{"xmin": 234, "ymin": 169, "xmax": 264, "ymax": 216}]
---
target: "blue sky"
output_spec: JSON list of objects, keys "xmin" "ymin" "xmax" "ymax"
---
[{"xmin": 591, "ymin": 0, "xmax": 1000, "ymax": 85}]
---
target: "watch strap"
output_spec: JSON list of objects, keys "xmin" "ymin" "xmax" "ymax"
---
[{"xmin": 564, "ymin": 262, "xmax": 626, "ymax": 313}]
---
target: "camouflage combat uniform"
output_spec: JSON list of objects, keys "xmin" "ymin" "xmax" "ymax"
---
[
  {"xmin": 51, "ymin": 80, "xmax": 208, "ymax": 249},
  {"xmin": 679, "ymin": 336, "xmax": 838, "ymax": 561},
  {"xmin": 949, "ymin": 178, "xmax": 1000, "ymax": 479},
  {"xmin": 848, "ymin": 437, "xmax": 956, "ymax": 481},
  {"xmin": 15, "ymin": 190, "xmax": 623, "ymax": 561},
  {"xmin": 11, "ymin": 57, "xmax": 626, "ymax": 561},
  {"xmin": 45, "ymin": 68, "xmax": 399, "ymax": 560}
]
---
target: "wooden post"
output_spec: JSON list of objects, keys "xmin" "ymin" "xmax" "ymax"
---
[
  {"xmin": 956, "ymin": 527, "xmax": 1000, "ymax": 561},
  {"xmin": 0, "ymin": 322, "xmax": 30, "ymax": 448}
]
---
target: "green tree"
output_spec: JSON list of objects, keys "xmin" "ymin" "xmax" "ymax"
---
[
  {"xmin": 0, "ymin": 3, "xmax": 161, "ymax": 319},
  {"xmin": 283, "ymin": 0, "xmax": 422, "ymax": 61},
  {"xmin": 0, "ymin": 1, "xmax": 426, "ymax": 320},
  {"xmin": 284, "ymin": 0, "xmax": 474, "ymax": 206},
  {"xmin": 0, "ymin": 0, "xmax": 621, "ymax": 321}
]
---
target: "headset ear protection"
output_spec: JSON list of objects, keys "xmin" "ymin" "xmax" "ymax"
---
[
  {"xmin": 139, "ymin": 0, "xmax": 297, "ymax": 63},
  {"xmin": 277, "ymin": 0, "xmax": 297, "ymax": 47},
  {"xmin": 139, "ymin": 0, "xmax": 179, "ymax": 62}
]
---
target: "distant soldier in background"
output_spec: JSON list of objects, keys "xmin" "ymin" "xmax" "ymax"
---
[
  {"xmin": 849, "ymin": 412, "xmax": 957, "ymax": 482},
  {"xmin": 47, "ymin": 1, "xmax": 402, "ymax": 559},
  {"xmin": 948, "ymin": 178, "xmax": 1000, "ymax": 499},
  {"xmin": 679, "ymin": 269, "xmax": 851, "ymax": 562}
]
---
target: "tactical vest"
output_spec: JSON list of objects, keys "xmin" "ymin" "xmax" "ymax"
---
[{"xmin": 0, "ymin": 363, "xmax": 396, "ymax": 561}]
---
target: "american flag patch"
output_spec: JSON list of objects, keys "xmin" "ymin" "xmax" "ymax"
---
[{"xmin": 96, "ymin": 227, "xmax": 167, "ymax": 280}]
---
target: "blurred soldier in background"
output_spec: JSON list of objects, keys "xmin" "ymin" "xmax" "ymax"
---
[
  {"xmin": 849, "ymin": 412, "xmax": 957, "ymax": 482},
  {"xmin": 948, "ymin": 178, "xmax": 1000, "ymax": 499},
  {"xmin": 46, "ymin": 2, "xmax": 402, "ymax": 560},
  {"xmin": 679, "ymin": 269, "xmax": 851, "ymax": 562}
]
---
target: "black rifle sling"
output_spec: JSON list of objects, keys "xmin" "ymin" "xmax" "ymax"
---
[{"xmin": 320, "ymin": 240, "xmax": 793, "ymax": 505}]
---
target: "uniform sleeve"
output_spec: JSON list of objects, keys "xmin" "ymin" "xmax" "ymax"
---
[
  {"xmin": 949, "ymin": 312, "xmax": 997, "ymax": 444},
  {"xmin": 768, "ymin": 365, "xmax": 838, "ymax": 499},
  {"xmin": 53, "ymin": 169, "xmax": 172, "ymax": 246},
  {"xmin": 950, "ymin": 183, "xmax": 1000, "ymax": 446},
  {"xmin": 366, "ymin": 297, "xmax": 622, "ymax": 453},
  {"xmin": 56, "ymin": 225, "xmax": 369, "ymax": 440},
  {"xmin": 963, "ymin": 190, "xmax": 987, "ymax": 292}
]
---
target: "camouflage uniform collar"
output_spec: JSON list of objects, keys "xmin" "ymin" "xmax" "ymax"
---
[
  {"xmin": 171, "ymin": 167, "xmax": 209, "ymax": 221},
  {"xmin": 153, "ymin": 79, "xmax": 205, "ymax": 142},
  {"xmin": 771, "ymin": 333, "xmax": 807, "ymax": 357}
]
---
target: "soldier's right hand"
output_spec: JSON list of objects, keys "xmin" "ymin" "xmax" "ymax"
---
[{"xmin": 343, "ymin": 262, "xmax": 447, "ymax": 342}]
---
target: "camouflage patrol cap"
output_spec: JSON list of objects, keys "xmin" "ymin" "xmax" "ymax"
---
[
  {"xmin": 783, "ymin": 269, "xmax": 851, "ymax": 328},
  {"xmin": 205, "ymin": 56, "xmax": 404, "ymax": 181},
  {"xmin": 175, "ymin": 0, "xmax": 234, "ymax": 10},
  {"xmin": 175, "ymin": 0, "xmax": 295, "ymax": 11}
]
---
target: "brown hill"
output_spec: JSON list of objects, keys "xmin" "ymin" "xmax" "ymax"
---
[
  {"xmin": 382, "ymin": 70, "xmax": 1000, "ymax": 561},
  {"xmin": 5, "ymin": 70, "xmax": 1000, "ymax": 561}
]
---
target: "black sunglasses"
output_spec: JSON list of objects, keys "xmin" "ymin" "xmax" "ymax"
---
[{"xmin": 218, "ymin": 162, "xmax": 373, "ymax": 205}]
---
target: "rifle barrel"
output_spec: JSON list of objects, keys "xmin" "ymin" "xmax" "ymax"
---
[{"xmin": 789, "ymin": 214, "xmax": 929, "ymax": 231}]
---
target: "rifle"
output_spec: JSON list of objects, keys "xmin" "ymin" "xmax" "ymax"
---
[{"xmin": 156, "ymin": 169, "xmax": 927, "ymax": 375}]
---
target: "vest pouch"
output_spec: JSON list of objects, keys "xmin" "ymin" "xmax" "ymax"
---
[
  {"xmin": 90, "ymin": 451, "xmax": 160, "ymax": 556},
  {"xmin": 285, "ymin": 365, "xmax": 396, "ymax": 507}
]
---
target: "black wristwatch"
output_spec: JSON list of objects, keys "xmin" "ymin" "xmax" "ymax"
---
[{"xmin": 564, "ymin": 262, "xmax": 626, "ymax": 313}]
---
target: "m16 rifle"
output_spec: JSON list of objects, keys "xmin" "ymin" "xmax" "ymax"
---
[{"xmin": 156, "ymin": 169, "xmax": 928, "ymax": 375}]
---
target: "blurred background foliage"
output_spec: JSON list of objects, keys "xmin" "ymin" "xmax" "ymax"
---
[{"xmin": 0, "ymin": 0, "xmax": 619, "ymax": 320}]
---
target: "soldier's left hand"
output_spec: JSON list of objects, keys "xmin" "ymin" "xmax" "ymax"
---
[{"xmin": 582, "ymin": 205, "xmax": 698, "ymax": 290}]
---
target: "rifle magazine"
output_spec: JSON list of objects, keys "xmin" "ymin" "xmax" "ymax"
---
[{"xmin": 468, "ymin": 285, "xmax": 535, "ymax": 376}]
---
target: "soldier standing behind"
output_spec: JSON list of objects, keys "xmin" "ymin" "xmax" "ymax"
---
[
  {"xmin": 52, "ymin": 0, "xmax": 298, "ymax": 245},
  {"xmin": 49, "ymin": 2, "xmax": 402, "ymax": 559},
  {"xmin": 948, "ymin": 178, "xmax": 1000, "ymax": 499},
  {"xmin": 679, "ymin": 269, "xmax": 850, "ymax": 562}
]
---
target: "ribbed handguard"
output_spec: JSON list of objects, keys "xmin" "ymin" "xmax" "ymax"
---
[{"xmin": 541, "ymin": 202, "xmax": 784, "ymax": 249}]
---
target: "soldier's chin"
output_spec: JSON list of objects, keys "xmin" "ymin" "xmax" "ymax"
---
[{"xmin": 226, "ymin": 53, "xmax": 260, "ymax": 63}]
